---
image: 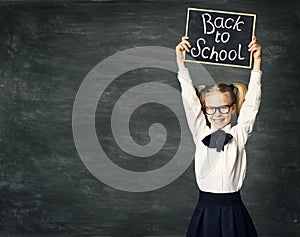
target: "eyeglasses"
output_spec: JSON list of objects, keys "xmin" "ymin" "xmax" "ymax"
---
[{"xmin": 202, "ymin": 104, "xmax": 234, "ymax": 115}]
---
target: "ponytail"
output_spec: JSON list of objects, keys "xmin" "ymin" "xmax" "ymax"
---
[
  {"xmin": 232, "ymin": 82, "xmax": 248, "ymax": 116},
  {"xmin": 194, "ymin": 84, "xmax": 206, "ymax": 106},
  {"xmin": 194, "ymin": 84, "xmax": 212, "ymax": 127}
]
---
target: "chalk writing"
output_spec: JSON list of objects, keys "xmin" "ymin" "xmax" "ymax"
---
[{"xmin": 185, "ymin": 8, "xmax": 256, "ymax": 68}]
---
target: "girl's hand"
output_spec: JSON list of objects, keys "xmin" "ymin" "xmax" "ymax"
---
[
  {"xmin": 248, "ymin": 35, "xmax": 262, "ymax": 71},
  {"xmin": 176, "ymin": 36, "xmax": 191, "ymax": 70},
  {"xmin": 248, "ymin": 35, "xmax": 261, "ymax": 60},
  {"xmin": 176, "ymin": 36, "xmax": 191, "ymax": 61}
]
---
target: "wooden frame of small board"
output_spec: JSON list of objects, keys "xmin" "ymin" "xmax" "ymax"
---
[{"xmin": 184, "ymin": 8, "xmax": 256, "ymax": 69}]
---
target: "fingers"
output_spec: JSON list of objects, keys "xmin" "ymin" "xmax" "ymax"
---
[
  {"xmin": 248, "ymin": 34, "xmax": 257, "ymax": 46},
  {"xmin": 248, "ymin": 44, "xmax": 261, "ymax": 54},
  {"xmin": 177, "ymin": 36, "xmax": 191, "ymax": 52},
  {"xmin": 248, "ymin": 38, "xmax": 257, "ymax": 48},
  {"xmin": 181, "ymin": 36, "xmax": 191, "ymax": 47},
  {"xmin": 248, "ymin": 35, "xmax": 261, "ymax": 53},
  {"xmin": 180, "ymin": 42, "xmax": 190, "ymax": 52},
  {"xmin": 248, "ymin": 35, "xmax": 262, "ymax": 60}
]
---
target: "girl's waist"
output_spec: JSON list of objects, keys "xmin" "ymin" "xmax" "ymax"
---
[{"xmin": 197, "ymin": 189, "xmax": 242, "ymax": 205}]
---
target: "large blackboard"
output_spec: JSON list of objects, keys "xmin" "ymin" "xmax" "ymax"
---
[{"xmin": 185, "ymin": 8, "xmax": 256, "ymax": 68}]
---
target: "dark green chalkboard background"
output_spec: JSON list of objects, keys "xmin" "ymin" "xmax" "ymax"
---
[{"xmin": 0, "ymin": 0, "xmax": 299, "ymax": 236}]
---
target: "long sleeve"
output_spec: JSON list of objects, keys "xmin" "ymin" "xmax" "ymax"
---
[
  {"xmin": 177, "ymin": 68, "xmax": 208, "ymax": 144},
  {"xmin": 236, "ymin": 70, "xmax": 262, "ymax": 145}
]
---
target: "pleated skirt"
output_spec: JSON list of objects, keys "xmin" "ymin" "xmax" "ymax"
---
[{"xmin": 186, "ymin": 189, "xmax": 258, "ymax": 237}]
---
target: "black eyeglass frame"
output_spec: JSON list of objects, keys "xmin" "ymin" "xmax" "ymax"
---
[{"xmin": 202, "ymin": 103, "xmax": 235, "ymax": 115}]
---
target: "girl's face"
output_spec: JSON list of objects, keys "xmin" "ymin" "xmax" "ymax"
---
[{"xmin": 204, "ymin": 92, "xmax": 236, "ymax": 129}]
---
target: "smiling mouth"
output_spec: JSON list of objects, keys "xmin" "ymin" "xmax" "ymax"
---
[{"xmin": 213, "ymin": 118, "xmax": 225, "ymax": 124}]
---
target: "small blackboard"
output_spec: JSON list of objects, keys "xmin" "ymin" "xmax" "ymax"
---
[{"xmin": 184, "ymin": 8, "xmax": 256, "ymax": 68}]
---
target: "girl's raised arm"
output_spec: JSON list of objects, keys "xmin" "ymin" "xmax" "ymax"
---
[
  {"xmin": 176, "ymin": 37, "xmax": 208, "ymax": 143},
  {"xmin": 176, "ymin": 36, "xmax": 191, "ymax": 71},
  {"xmin": 236, "ymin": 35, "xmax": 262, "ymax": 145}
]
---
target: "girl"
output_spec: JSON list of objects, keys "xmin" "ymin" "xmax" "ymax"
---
[{"xmin": 176, "ymin": 35, "xmax": 262, "ymax": 237}]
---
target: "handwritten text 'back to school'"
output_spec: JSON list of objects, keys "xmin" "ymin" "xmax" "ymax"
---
[{"xmin": 191, "ymin": 13, "xmax": 246, "ymax": 62}]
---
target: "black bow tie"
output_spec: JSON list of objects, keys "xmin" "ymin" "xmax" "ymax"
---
[{"xmin": 202, "ymin": 129, "xmax": 233, "ymax": 152}]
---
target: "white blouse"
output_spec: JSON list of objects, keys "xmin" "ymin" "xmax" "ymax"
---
[{"xmin": 178, "ymin": 67, "xmax": 262, "ymax": 193}]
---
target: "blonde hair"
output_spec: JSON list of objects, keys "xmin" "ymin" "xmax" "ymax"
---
[{"xmin": 196, "ymin": 82, "xmax": 248, "ymax": 116}]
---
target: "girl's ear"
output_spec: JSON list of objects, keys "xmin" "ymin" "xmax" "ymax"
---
[{"xmin": 231, "ymin": 103, "xmax": 237, "ymax": 114}]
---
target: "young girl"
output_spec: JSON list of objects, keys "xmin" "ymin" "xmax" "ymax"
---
[{"xmin": 176, "ymin": 35, "xmax": 262, "ymax": 237}]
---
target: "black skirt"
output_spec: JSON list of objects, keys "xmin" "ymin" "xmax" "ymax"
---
[{"xmin": 186, "ymin": 189, "xmax": 258, "ymax": 237}]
